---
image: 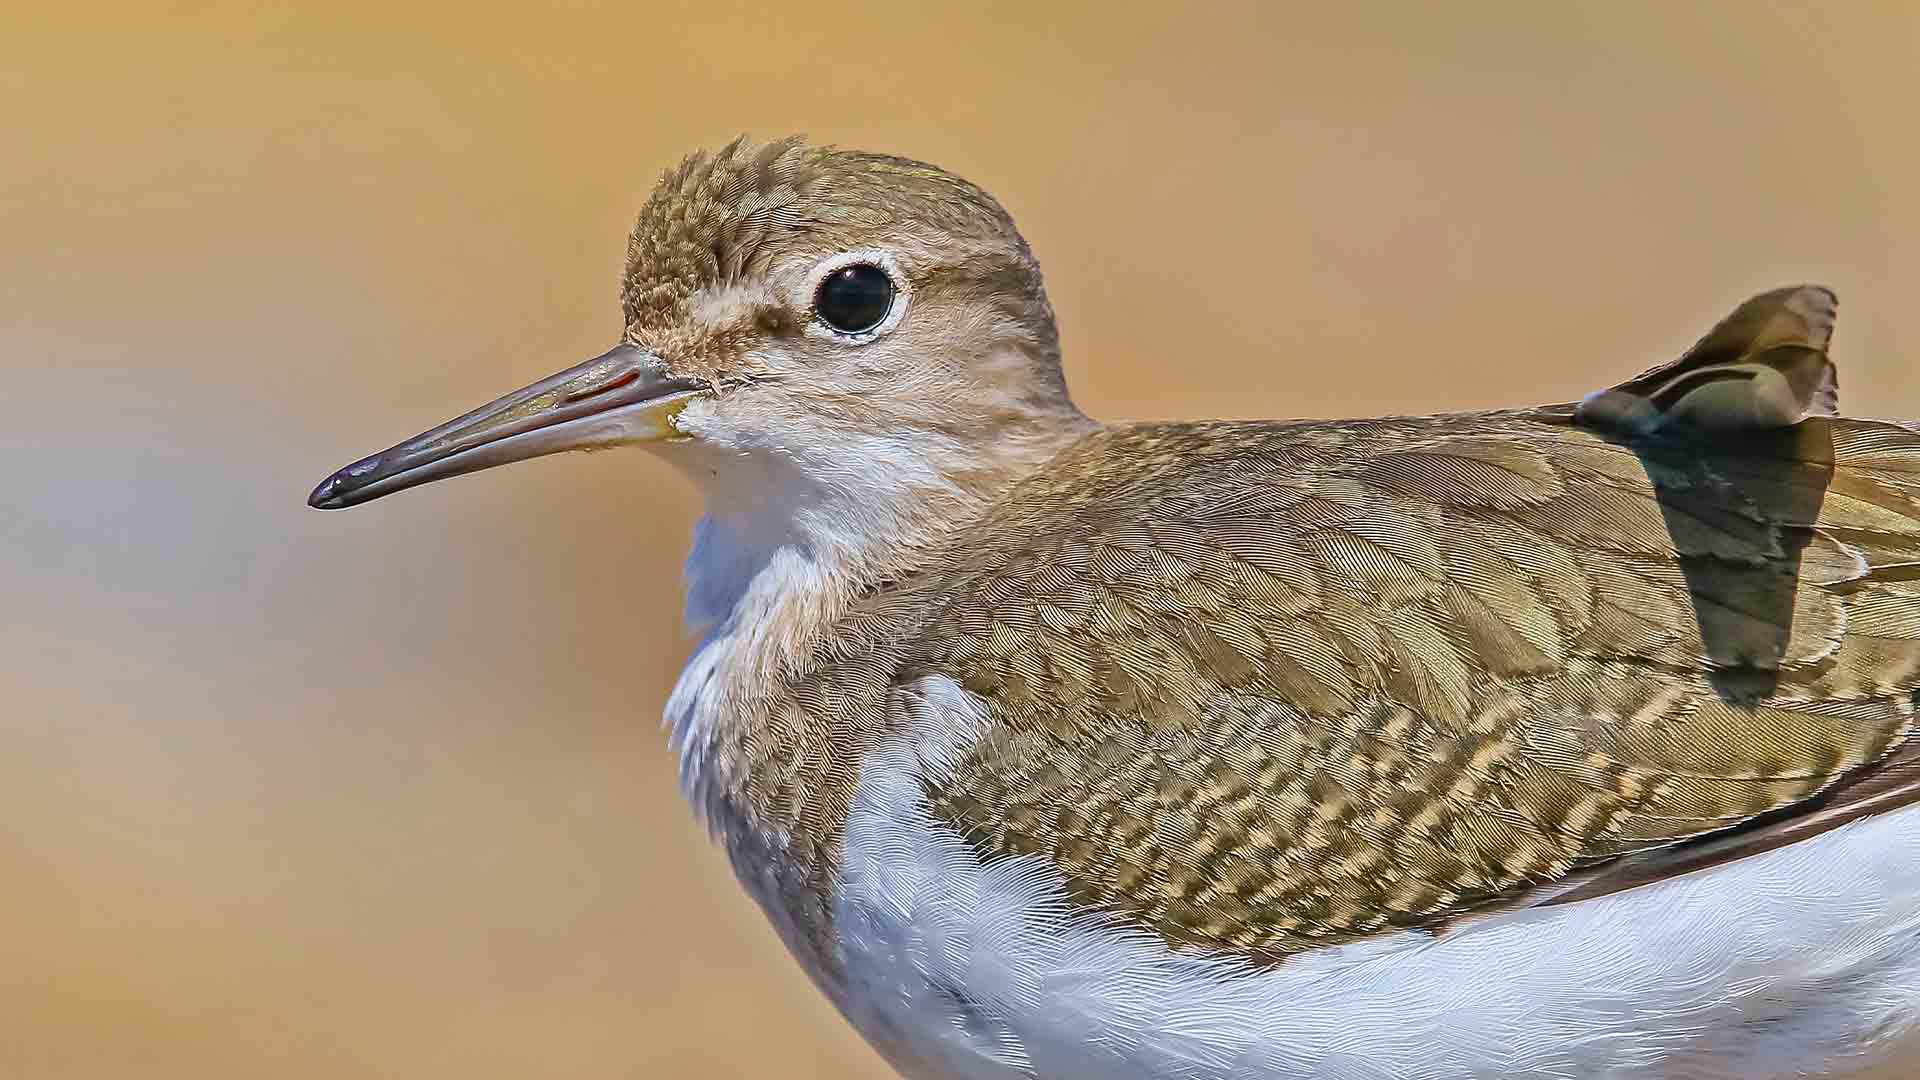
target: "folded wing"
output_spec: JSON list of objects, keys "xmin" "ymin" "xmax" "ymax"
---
[{"xmin": 902, "ymin": 288, "xmax": 1920, "ymax": 963}]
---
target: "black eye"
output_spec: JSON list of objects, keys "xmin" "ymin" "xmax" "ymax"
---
[{"xmin": 814, "ymin": 263, "xmax": 896, "ymax": 334}]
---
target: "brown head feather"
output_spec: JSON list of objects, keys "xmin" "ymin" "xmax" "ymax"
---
[{"xmin": 620, "ymin": 136, "xmax": 1062, "ymax": 385}]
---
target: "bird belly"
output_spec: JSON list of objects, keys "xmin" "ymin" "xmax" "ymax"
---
[{"xmin": 832, "ymin": 729, "xmax": 1920, "ymax": 1080}]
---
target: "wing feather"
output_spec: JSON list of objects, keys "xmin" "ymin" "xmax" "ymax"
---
[{"xmin": 909, "ymin": 413, "xmax": 1920, "ymax": 962}]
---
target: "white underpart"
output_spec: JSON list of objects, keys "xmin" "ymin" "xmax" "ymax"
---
[{"xmin": 835, "ymin": 675, "xmax": 1920, "ymax": 1080}]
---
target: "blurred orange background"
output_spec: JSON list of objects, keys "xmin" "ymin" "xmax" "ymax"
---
[{"xmin": 5, "ymin": 3, "xmax": 1919, "ymax": 1077}]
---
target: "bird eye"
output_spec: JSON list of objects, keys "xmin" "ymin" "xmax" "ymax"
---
[{"xmin": 813, "ymin": 263, "xmax": 896, "ymax": 335}]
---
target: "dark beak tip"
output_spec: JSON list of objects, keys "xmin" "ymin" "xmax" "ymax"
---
[
  {"xmin": 309, "ymin": 449, "xmax": 392, "ymax": 510},
  {"xmin": 307, "ymin": 472, "xmax": 349, "ymax": 510}
]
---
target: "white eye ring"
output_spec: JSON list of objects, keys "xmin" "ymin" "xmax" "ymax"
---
[{"xmin": 802, "ymin": 249, "xmax": 910, "ymax": 344}]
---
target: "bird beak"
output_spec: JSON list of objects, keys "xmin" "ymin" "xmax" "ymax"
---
[{"xmin": 307, "ymin": 343, "xmax": 706, "ymax": 510}]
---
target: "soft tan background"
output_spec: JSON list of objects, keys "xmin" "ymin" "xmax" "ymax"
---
[{"xmin": 5, "ymin": 3, "xmax": 1919, "ymax": 1077}]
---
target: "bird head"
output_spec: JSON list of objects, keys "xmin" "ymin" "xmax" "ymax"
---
[{"xmin": 307, "ymin": 137, "xmax": 1088, "ymax": 523}]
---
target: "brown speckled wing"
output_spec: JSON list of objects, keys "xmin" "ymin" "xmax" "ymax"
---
[{"xmin": 911, "ymin": 413, "xmax": 1920, "ymax": 963}]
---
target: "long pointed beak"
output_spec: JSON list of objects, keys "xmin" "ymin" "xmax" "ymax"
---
[{"xmin": 307, "ymin": 343, "xmax": 706, "ymax": 510}]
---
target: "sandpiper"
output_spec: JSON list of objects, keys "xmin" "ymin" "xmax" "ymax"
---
[{"xmin": 311, "ymin": 137, "xmax": 1920, "ymax": 1079}]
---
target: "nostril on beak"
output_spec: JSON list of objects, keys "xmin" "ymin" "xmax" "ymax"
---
[{"xmin": 562, "ymin": 368, "xmax": 642, "ymax": 404}]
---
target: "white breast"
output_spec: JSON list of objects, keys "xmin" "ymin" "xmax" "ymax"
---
[{"xmin": 832, "ymin": 677, "xmax": 1920, "ymax": 1080}]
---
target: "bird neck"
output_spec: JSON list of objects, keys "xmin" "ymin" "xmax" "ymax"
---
[
  {"xmin": 657, "ymin": 404, "xmax": 1095, "ymax": 990},
  {"xmin": 662, "ymin": 412, "xmax": 1096, "ymax": 818}
]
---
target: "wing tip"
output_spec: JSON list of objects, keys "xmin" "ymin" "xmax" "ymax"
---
[{"xmin": 1576, "ymin": 284, "xmax": 1840, "ymax": 438}]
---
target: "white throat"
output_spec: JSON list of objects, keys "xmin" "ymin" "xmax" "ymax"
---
[
  {"xmin": 654, "ymin": 377, "xmax": 1098, "ymax": 825},
  {"xmin": 660, "ymin": 438, "xmax": 971, "ymax": 816}
]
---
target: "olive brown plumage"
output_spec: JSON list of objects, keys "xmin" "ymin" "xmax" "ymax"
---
[{"xmin": 309, "ymin": 141, "xmax": 1920, "ymax": 1076}]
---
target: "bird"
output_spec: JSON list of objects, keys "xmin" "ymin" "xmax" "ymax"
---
[{"xmin": 309, "ymin": 137, "xmax": 1920, "ymax": 1080}]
